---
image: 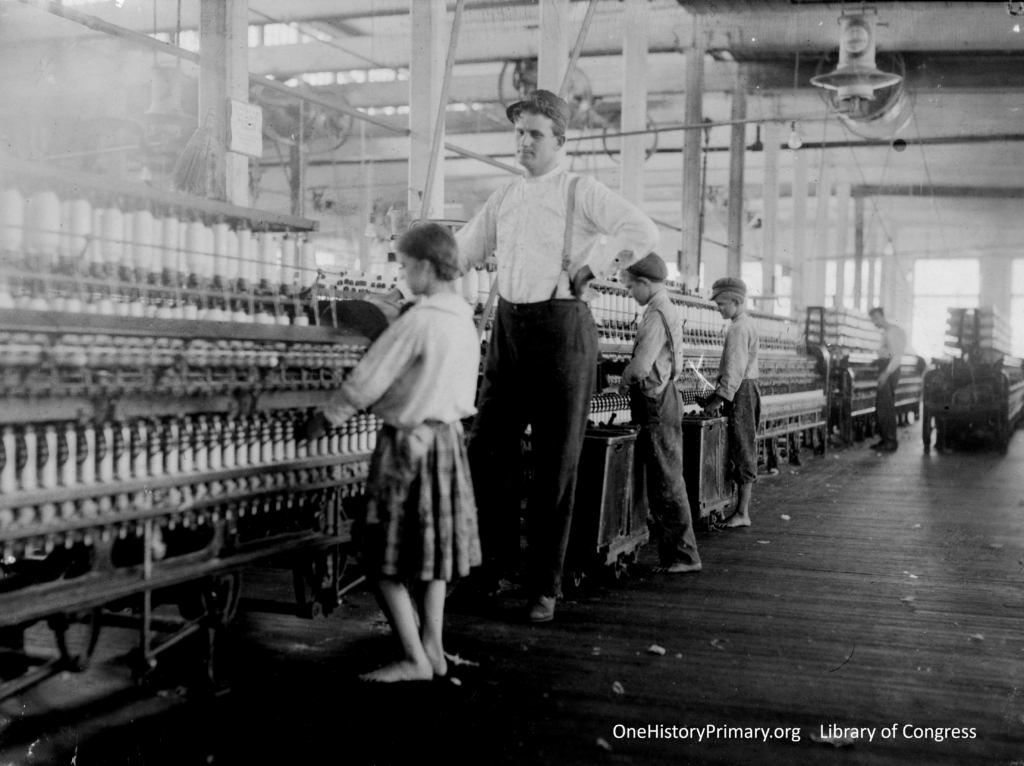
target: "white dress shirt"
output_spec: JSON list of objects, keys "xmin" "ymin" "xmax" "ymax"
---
[{"xmin": 456, "ymin": 165, "xmax": 659, "ymax": 304}]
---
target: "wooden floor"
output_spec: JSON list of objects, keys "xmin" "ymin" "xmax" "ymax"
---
[{"xmin": 1, "ymin": 424, "xmax": 1022, "ymax": 765}]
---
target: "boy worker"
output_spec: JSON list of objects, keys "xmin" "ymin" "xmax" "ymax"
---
[
  {"xmin": 618, "ymin": 254, "xmax": 702, "ymax": 572},
  {"xmin": 703, "ymin": 277, "xmax": 760, "ymax": 529}
]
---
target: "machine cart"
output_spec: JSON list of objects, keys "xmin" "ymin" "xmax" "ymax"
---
[
  {"xmin": 680, "ymin": 415, "xmax": 736, "ymax": 533},
  {"xmin": 922, "ymin": 356, "xmax": 1024, "ymax": 453},
  {"xmin": 566, "ymin": 425, "xmax": 648, "ymax": 587}
]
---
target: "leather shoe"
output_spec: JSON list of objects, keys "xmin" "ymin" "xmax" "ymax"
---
[
  {"xmin": 527, "ymin": 596, "xmax": 556, "ymax": 623},
  {"xmin": 869, "ymin": 441, "xmax": 887, "ymax": 449}
]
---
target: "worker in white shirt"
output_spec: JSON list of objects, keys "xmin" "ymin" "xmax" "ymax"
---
[
  {"xmin": 455, "ymin": 89, "xmax": 659, "ymax": 623},
  {"xmin": 869, "ymin": 306, "xmax": 907, "ymax": 452}
]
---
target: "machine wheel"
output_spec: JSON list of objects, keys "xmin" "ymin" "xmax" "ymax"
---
[{"xmin": 50, "ymin": 609, "xmax": 102, "ymax": 672}]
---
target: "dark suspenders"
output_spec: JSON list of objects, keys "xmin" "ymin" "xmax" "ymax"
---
[{"xmin": 550, "ymin": 175, "xmax": 581, "ymax": 301}]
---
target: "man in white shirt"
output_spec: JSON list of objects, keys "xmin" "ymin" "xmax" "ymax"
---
[
  {"xmin": 869, "ymin": 306, "xmax": 907, "ymax": 451},
  {"xmin": 456, "ymin": 90, "xmax": 659, "ymax": 622}
]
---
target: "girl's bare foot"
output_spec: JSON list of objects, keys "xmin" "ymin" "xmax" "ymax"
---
[
  {"xmin": 422, "ymin": 639, "xmax": 448, "ymax": 678},
  {"xmin": 724, "ymin": 513, "xmax": 751, "ymax": 528},
  {"xmin": 359, "ymin": 659, "xmax": 433, "ymax": 683}
]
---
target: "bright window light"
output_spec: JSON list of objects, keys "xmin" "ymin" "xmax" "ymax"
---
[
  {"xmin": 301, "ymin": 72, "xmax": 336, "ymax": 86},
  {"xmin": 263, "ymin": 23, "xmax": 300, "ymax": 46}
]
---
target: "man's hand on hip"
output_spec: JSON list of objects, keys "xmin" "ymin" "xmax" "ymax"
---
[{"xmin": 571, "ymin": 265, "xmax": 596, "ymax": 302}]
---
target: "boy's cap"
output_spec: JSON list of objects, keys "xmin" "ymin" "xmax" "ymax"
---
[
  {"xmin": 711, "ymin": 277, "xmax": 747, "ymax": 300},
  {"xmin": 625, "ymin": 252, "xmax": 669, "ymax": 282},
  {"xmin": 506, "ymin": 89, "xmax": 571, "ymax": 128}
]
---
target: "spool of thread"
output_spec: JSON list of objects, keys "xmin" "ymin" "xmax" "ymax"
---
[
  {"xmin": 212, "ymin": 222, "xmax": 230, "ymax": 281},
  {"xmin": 280, "ymin": 236, "xmax": 297, "ymax": 294},
  {"xmin": 194, "ymin": 416, "xmax": 208, "ymax": 472},
  {"xmin": 257, "ymin": 232, "xmax": 278, "ymax": 288},
  {"xmin": 59, "ymin": 424, "xmax": 77, "ymax": 487},
  {"xmin": 100, "ymin": 206, "xmax": 125, "ymax": 271},
  {"xmin": 132, "ymin": 421, "xmax": 147, "ymax": 479},
  {"xmin": 164, "ymin": 420, "xmax": 179, "ymax": 475},
  {"xmin": 97, "ymin": 422, "xmax": 113, "ymax": 483},
  {"xmin": 41, "ymin": 425, "xmax": 58, "ymax": 490},
  {"xmin": 235, "ymin": 228, "xmax": 253, "ymax": 287},
  {"xmin": 0, "ymin": 187, "xmax": 25, "ymax": 253},
  {"xmin": 299, "ymin": 239, "xmax": 318, "ymax": 288},
  {"xmin": 78, "ymin": 426, "xmax": 95, "ymax": 485},
  {"xmin": 220, "ymin": 419, "xmax": 234, "ymax": 469},
  {"xmin": 161, "ymin": 213, "xmax": 180, "ymax": 281},
  {"xmin": 247, "ymin": 419, "xmax": 260, "ymax": 465},
  {"xmin": 185, "ymin": 219, "xmax": 205, "ymax": 278},
  {"xmin": 0, "ymin": 427, "xmax": 16, "ymax": 494},
  {"xmin": 207, "ymin": 417, "xmax": 222, "ymax": 470},
  {"xmin": 133, "ymin": 208, "xmax": 155, "ymax": 278},
  {"xmin": 179, "ymin": 418, "xmax": 193, "ymax": 473},
  {"xmin": 26, "ymin": 190, "xmax": 62, "ymax": 262},
  {"xmin": 116, "ymin": 422, "xmax": 131, "ymax": 480},
  {"xmin": 222, "ymin": 225, "xmax": 239, "ymax": 285},
  {"xmin": 21, "ymin": 425, "xmax": 38, "ymax": 491}
]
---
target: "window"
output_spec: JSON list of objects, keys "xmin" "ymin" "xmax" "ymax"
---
[
  {"xmin": 263, "ymin": 23, "xmax": 299, "ymax": 46},
  {"xmin": 911, "ymin": 258, "xmax": 980, "ymax": 362},
  {"xmin": 1012, "ymin": 259, "xmax": 1024, "ymax": 358}
]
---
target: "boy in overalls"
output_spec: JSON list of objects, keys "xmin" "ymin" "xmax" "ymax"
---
[{"xmin": 619, "ymin": 254, "xmax": 702, "ymax": 573}]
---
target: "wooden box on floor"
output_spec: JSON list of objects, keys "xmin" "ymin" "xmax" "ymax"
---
[
  {"xmin": 567, "ymin": 426, "xmax": 649, "ymax": 585},
  {"xmin": 681, "ymin": 416, "xmax": 737, "ymax": 530}
]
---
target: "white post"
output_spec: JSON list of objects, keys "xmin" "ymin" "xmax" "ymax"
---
[
  {"xmin": 620, "ymin": 0, "xmax": 648, "ymax": 207},
  {"xmin": 761, "ymin": 120, "xmax": 780, "ymax": 312},
  {"xmin": 790, "ymin": 148, "xmax": 808, "ymax": 317},
  {"xmin": 539, "ymin": 0, "xmax": 571, "ymax": 93},
  {"xmin": 199, "ymin": 0, "xmax": 249, "ymax": 206},
  {"xmin": 680, "ymin": 16, "xmax": 705, "ymax": 286},
  {"xmin": 409, "ymin": 0, "xmax": 448, "ymax": 218}
]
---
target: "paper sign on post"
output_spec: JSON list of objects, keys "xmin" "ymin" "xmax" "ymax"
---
[{"xmin": 229, "ymin": 99, "xmax": 263, "ymax": 158}]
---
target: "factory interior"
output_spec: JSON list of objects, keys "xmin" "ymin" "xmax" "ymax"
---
[{"xmin": 0, "ymin": 1, "xmax": 1022, "ymax": 764}]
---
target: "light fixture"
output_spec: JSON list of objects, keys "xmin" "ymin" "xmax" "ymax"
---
[
  {"xmin": 811, "ymin": 11, "xmax": 902, "ymax": 109},
  {"xmin": 787, "ymin": 122, "xmax": 803, "ymax": 150},
  {"xmin": 749, "ymin": 125, "xmax": 763, "ymax": 152}
]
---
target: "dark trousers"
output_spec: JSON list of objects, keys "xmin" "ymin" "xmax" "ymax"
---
[
  {"xmin": 469, "ymin": 298, "xmax": 598, "ymax": 599},
  {"xmin": 876, "ymin": 367, "xmax": 900, "ymax": 447},
  {"xmin": 727, "ymin": 380, "xmax": 761, "ymax": 485},
  {"xmin": 629, "ymin": 384, "xmax": 700, "ymax": 567}
]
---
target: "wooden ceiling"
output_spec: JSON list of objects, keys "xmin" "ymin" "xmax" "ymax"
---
[{"xmin": 1, "ymin": 0, "xmax": 1022, "ymax": 267}]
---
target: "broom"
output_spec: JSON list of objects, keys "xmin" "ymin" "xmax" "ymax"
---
[{"xmin": 172, "ymin": 108, "xmax": 217, "ymax": 197}]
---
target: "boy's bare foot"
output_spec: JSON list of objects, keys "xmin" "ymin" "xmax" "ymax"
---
[
  {"xmin": 359, "ymin": 659, "xmax": 433, "ymax": 683},
  {"xmin": 723, "ymin": 513, "xmax": 751, "ymax": 528},
  {"xmin": 422, "ymin": 639, "xmax": 448, "ymax": 678},
  {"xmin": 664, "ymin": 562, "xmax": 703, "ymax": 573}
]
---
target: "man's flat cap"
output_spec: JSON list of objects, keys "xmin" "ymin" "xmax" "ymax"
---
[
  {"xmin": 711, "ymin": 277, "xmax": 747, "ymax": 300},
  {"xmin": 626, "ymin": 252, "xmax": 669, "ymax": 282}
]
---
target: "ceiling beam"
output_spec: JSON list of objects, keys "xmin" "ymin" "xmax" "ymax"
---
[{"xmin": 854, "ymin": 185, "xmax": 1024, "ymax": 200}]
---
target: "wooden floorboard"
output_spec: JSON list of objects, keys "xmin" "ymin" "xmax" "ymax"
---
[{"xmin": 0, "ymin": 425, "xmax": 1021, "ymax": 765}]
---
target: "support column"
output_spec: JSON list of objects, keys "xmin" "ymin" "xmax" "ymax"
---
[
  {"xmin": 761, "ymin": 120, "xmax": 780, "ymax": 312},
  {"xmin": 680, "ymin": 16, "xmax": 705, "ymax": 286},
  {"xmin": 726, "ymin": 74, "xmax": 746, "ymax": 279},
  {"xmin": 810, "ymin": 160, "xmax": 832, "ymax": 308},
  {"xmin": 620, "ymin": 0, "xmax": 648, "ymax": 207},
  {"xmin": 853, "ymin": 195, "xmax": 865, "ymax": 311},
  {"xmin": 199, "ymin": 0, "xmax": 249, "ymax": 206},
  {"xmin": 833, "ymin": 175, "xmax": 851, "ymax": 308},
  {"xmin": 790, "ymin": 148, "xmax": 808, "ymax": 317},
  {"xmin": 409, "ymin": 0, "xmax": 447, "ymax": 218},
  {"xmin": 980, "ymin": 254, "xmax": 1013, "ymax": 317},
  {"xmin": 539, "ymin": 0, "xmax": 571, "ymax": 93}
]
